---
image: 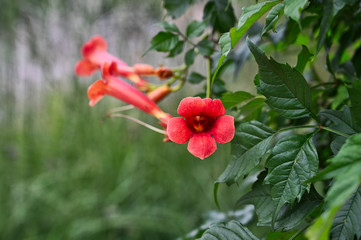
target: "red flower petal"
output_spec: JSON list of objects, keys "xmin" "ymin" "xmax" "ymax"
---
[
  {"xmin": 75, "ymin": 60, "xmax": 98, "ymax": 76},
  {"xmin": 82, "ymin": 35, "xmax": 107, "ymax": 58},
  {"xmin": 187, "ymin": 133, "xmax": 217, "ymax": 159},
  {"xmin": 177, "ymin": 97, "xmax": 205, "ymax": 118},
  {"xmin": 87, "ymin": 80, "xmax": 106, "ymax": 106},
  {"xmin": 167, "ymin": 117, "xmax": 192, "ymax": 144},
  {"xmin": 210, "ymin": 115, "xmax": 235, "ymax": 144},
  {"xmin": 202, "ymin": 98, "xmax": 226, "ymax": 118}
]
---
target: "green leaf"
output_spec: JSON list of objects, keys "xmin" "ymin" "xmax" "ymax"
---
[
  {"xmin": 284, "ymin": 0, "xmax": 308, "ymax": 22},
  {"xmin": 197, "ymin": 39, "xmax": 213, "ymax": 56},
  {"xmin": 231, "ymin": 0, "xmax": 281, "ymax": 47},
  {"xmin": 331, "ymin": 85, "xmax": 348, "ymax": 109},
  {"xmin": 219, "ymin": 32, "xmax": 231, "ymax": 56},
  {"xmin": 186, "ymin": 20, "xmax": 207, "ymax": 38},
  {"xmin": 265, "ymin": 134, "xmax": 319, "ymax": 219},
  {"xmin": 330, "ymin": 136, "xmax": 347, "ymax": 155},
  {"xmin": 325, "ymin": 138, "xmax": 361, "ymax": 209},
  {"xmin": 158, "ymin": 21, "xmax": 180, "ymax": 33},
  {"xmin": 185, "ymin": 49, "xmax": 196, "ymax": 66},
  {"xmin": 146, "ymin": 32, "xmax": 179, "ymax": 54},
  {"xmin": 295, "ymin": 45, "xmax": 313, "ymax": 73},
  {"xmin": 163, "ymin": 0, "xmax": 195, "ymax": 18},
  {"xmin": 306, "ymin": 206, "xmax": 341, "ymax": 240},
  {"xmin": 216, "ymin": 121, "xmax": 275, "ymax": 186},
  {"xmin": 199, "ymin": 220, "xmax": 259, "ymax": 240},
  {"xmin": 168, "ymin": 40, "xmax": 184, "ymax": 57},
  {"xmin": 237, "ymin": 184, "xmax": 274, "ymax": 226},
  {"xmin": 203, "ymin": 0, "xmax": 236, "ymax": 34},
  {"xmin": 262, "ymin": 2, "xmax": 285, "ymax": 36},
  {"xmin": 316, "ymin": 0, "xmax": 333, "ymax": 53},
  {"xmin": 212, "ymin": 0, "xmax": 281, "ymax": 85},
  {"xmin": 347, "ymin": 80, "xmax": 361, "ymax": 131},
  {"xmin": 330, "ymin": 186, "xmax": 361, "ymax": 240},
  {"xmin": 239, "ymin": 98, "xmax": 265, "ymax": 120},
  {"xmin": 266, "ymin": 231, "xmax": 297, "ymax": 240},
  {"xmin": 221, "ymin": 91, "xmax": 254, "ymax": 109},
  {"xmin": 248, "ymin": 40, "xmax": 316, "ymax": 119},
  {"xmin": 308, "ymin": 136, "xmax": 361, "ymax": 239},
  {"xmin": 187, "ymin": 72, "xmax": 205, "ymax": 84},
  {"xmin": 274, "ymin": 186, "xmax": 322, "ymax": 231},
  {"xmin": 320, "ymin": 106, "xmax": 356, "ymax": 135},
  {"xmin": 332, "ymin": 0, "xmax": 358, "ymax": 17}
]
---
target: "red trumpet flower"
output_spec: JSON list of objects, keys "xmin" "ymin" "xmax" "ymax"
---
[
  {"xmin": 75, "ymin": 35, "xmax": 149, "ymax": 90},
  {"xmin": 167, "ymin": 97, "xmax": 235, "ymax": 159},
  {"xmin": 87, "ymin": 63, "xmax": 171, "ymax": 123}
]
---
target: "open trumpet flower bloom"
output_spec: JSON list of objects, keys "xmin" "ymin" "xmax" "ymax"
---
[
  {"xmin": 167, "ymin": 97, "xmax": 235, "ymax": 159},
  {"xmin": 88, "ymin": 63, "xmax": 171, "ymax": 123},
  {"xmin": 75, "ymin": 35, "xmax": 149, "ymax": 90}
]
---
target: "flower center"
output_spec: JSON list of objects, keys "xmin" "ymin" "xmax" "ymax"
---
[{"xmin": 187, "ymin": 115, "xmax": 214, "ymax": 133}]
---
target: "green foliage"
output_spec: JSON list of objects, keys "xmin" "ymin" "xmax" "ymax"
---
[
  {"xmin": 284, "ymin": 0, "xmax": 308, "ymax": 22},
  {"xmin": 203, "ymin": 0, "xmax": 236, "ymax": 33},
  {"xmin": 262, "ymin": 2, "xmax": 285, "ymax": 35},
  {"xmin": 152, "ymin": 0, "xmax": 361, "ymax": 238},
  {"xmin": 216, "ymin": 121, "xmax": 275, "ymax": 186},
  {"xmin": 187, "ymin": 72, "xmax": 205, "ymax": 84},
  {"xmin": 163, "ymin": 0, "xmax": 196, "ymax": 18},
  {"xmin": 146, "ymin": 31, "xmax": 179, "ymax": 53},
  {"xmin": 237, "ymin": 182, "xmax": 274, "ymax": 226},
  {"xmin": 220, "ymin": 91, "xmax": 254, "ymax": 109},
  {"xmin": 295, "ymin": 45, "xmax": 313, "ymax": 73},
  {"xmin": 265, "ymin": 134, "xmax": 319, "ymax": 219},
  {"xmin": 329, "ymin": 187, "xmax": 361, "ymax": 240},
  {"xmin": 248, "ymin": 40, "xmax": 315, "ymax": 119},
  {"xmin": 186, "ymin": 20, "xmax": 207, "ymax": 38},
  {"xmin": 198, "ymin": 220, "xmax": 259, "ymax": 240},
  {"xmin": 213, "ymin": 0, "xmax": 281, "ymax": 83}
]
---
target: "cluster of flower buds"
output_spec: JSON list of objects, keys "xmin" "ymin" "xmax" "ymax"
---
[{"xmin": 75, "ymin": 36, "xmax": 234, "ymax": 159}]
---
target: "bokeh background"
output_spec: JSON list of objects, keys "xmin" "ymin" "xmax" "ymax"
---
[{"xmin": 0, "ymin": 0, "xmax": 255, "ymax": 239}]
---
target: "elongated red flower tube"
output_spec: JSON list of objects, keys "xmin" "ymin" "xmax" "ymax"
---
[
  {"xmin": 167, "ymin": 97, "xmax": 235, "ymax": 159},
  {"xmin": 75, "ymin": 35, "xmax": 149, "ymax": 90},
  {"xmin": 88, "ymin": 63, "xmax": 171, "ymax": 123},
  {"xmin": 132, "ymin": 64, "xmax": 156, "ymax": 76},
  {"xmin": 147, "ymin": 85, "xmax": 172, "ymax": 103}
]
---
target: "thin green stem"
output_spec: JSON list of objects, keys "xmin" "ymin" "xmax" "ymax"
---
[
  {"xmin": 206, "ymin": 58, "xmax": 211, "ymax": 98},
  {"xmin": 178, "ymin": 31, "xmax": 197, "ymax": 47},
  {"xmin": 278, "ymin": 125, "xmax": 320, "ymax": 133},
  {"xmin": 278, "ymin": 125, "xmax": 351, "ymax": 138},
  {"xmin": 171, "ymin": 78, "xmax": 185, "ymax": 92},
  {"xmin": 311, "ymin": 82, "xmax": 335, "ymax": 89},
  {"xmin": 322, "ymin": 126, "xmax": 350, "ymax": 138}
]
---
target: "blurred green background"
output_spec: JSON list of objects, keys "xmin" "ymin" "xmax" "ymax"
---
[{"xmin": 0, "ymin": 0, "xmax": 241, "ymax": 239}]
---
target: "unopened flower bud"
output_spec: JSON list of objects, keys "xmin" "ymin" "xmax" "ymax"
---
[
  {"xmin": 155, "ymin": 67, "xmax": 173, "ymax": 80},
  {"xmin": 133, "ymin": 64, "xmax": 156, "ymax": 76},
  {"xmin": 147, "ymin": 85, "xmax": 172, "ymax": 103}
]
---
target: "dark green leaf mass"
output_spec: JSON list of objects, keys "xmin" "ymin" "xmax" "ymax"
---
[
  {"xmin": 248, "ymin": 40, "xmax": 315, "ymax": 119},
  {"xmin": 265, "ymin": 134, "xmax": 319, "ymax": 219},
  {"xmin": 199, "ymin": 220, "xmax": 259, "ymax": 240}
]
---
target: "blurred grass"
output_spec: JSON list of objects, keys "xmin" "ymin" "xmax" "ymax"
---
[
  {"xmin": 0, "ymin": 84, "xmax": 237, "ymax": 240},
  {"xmin": 0, "ymin": 1, "xmax": 242, "ymax": 239}
]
